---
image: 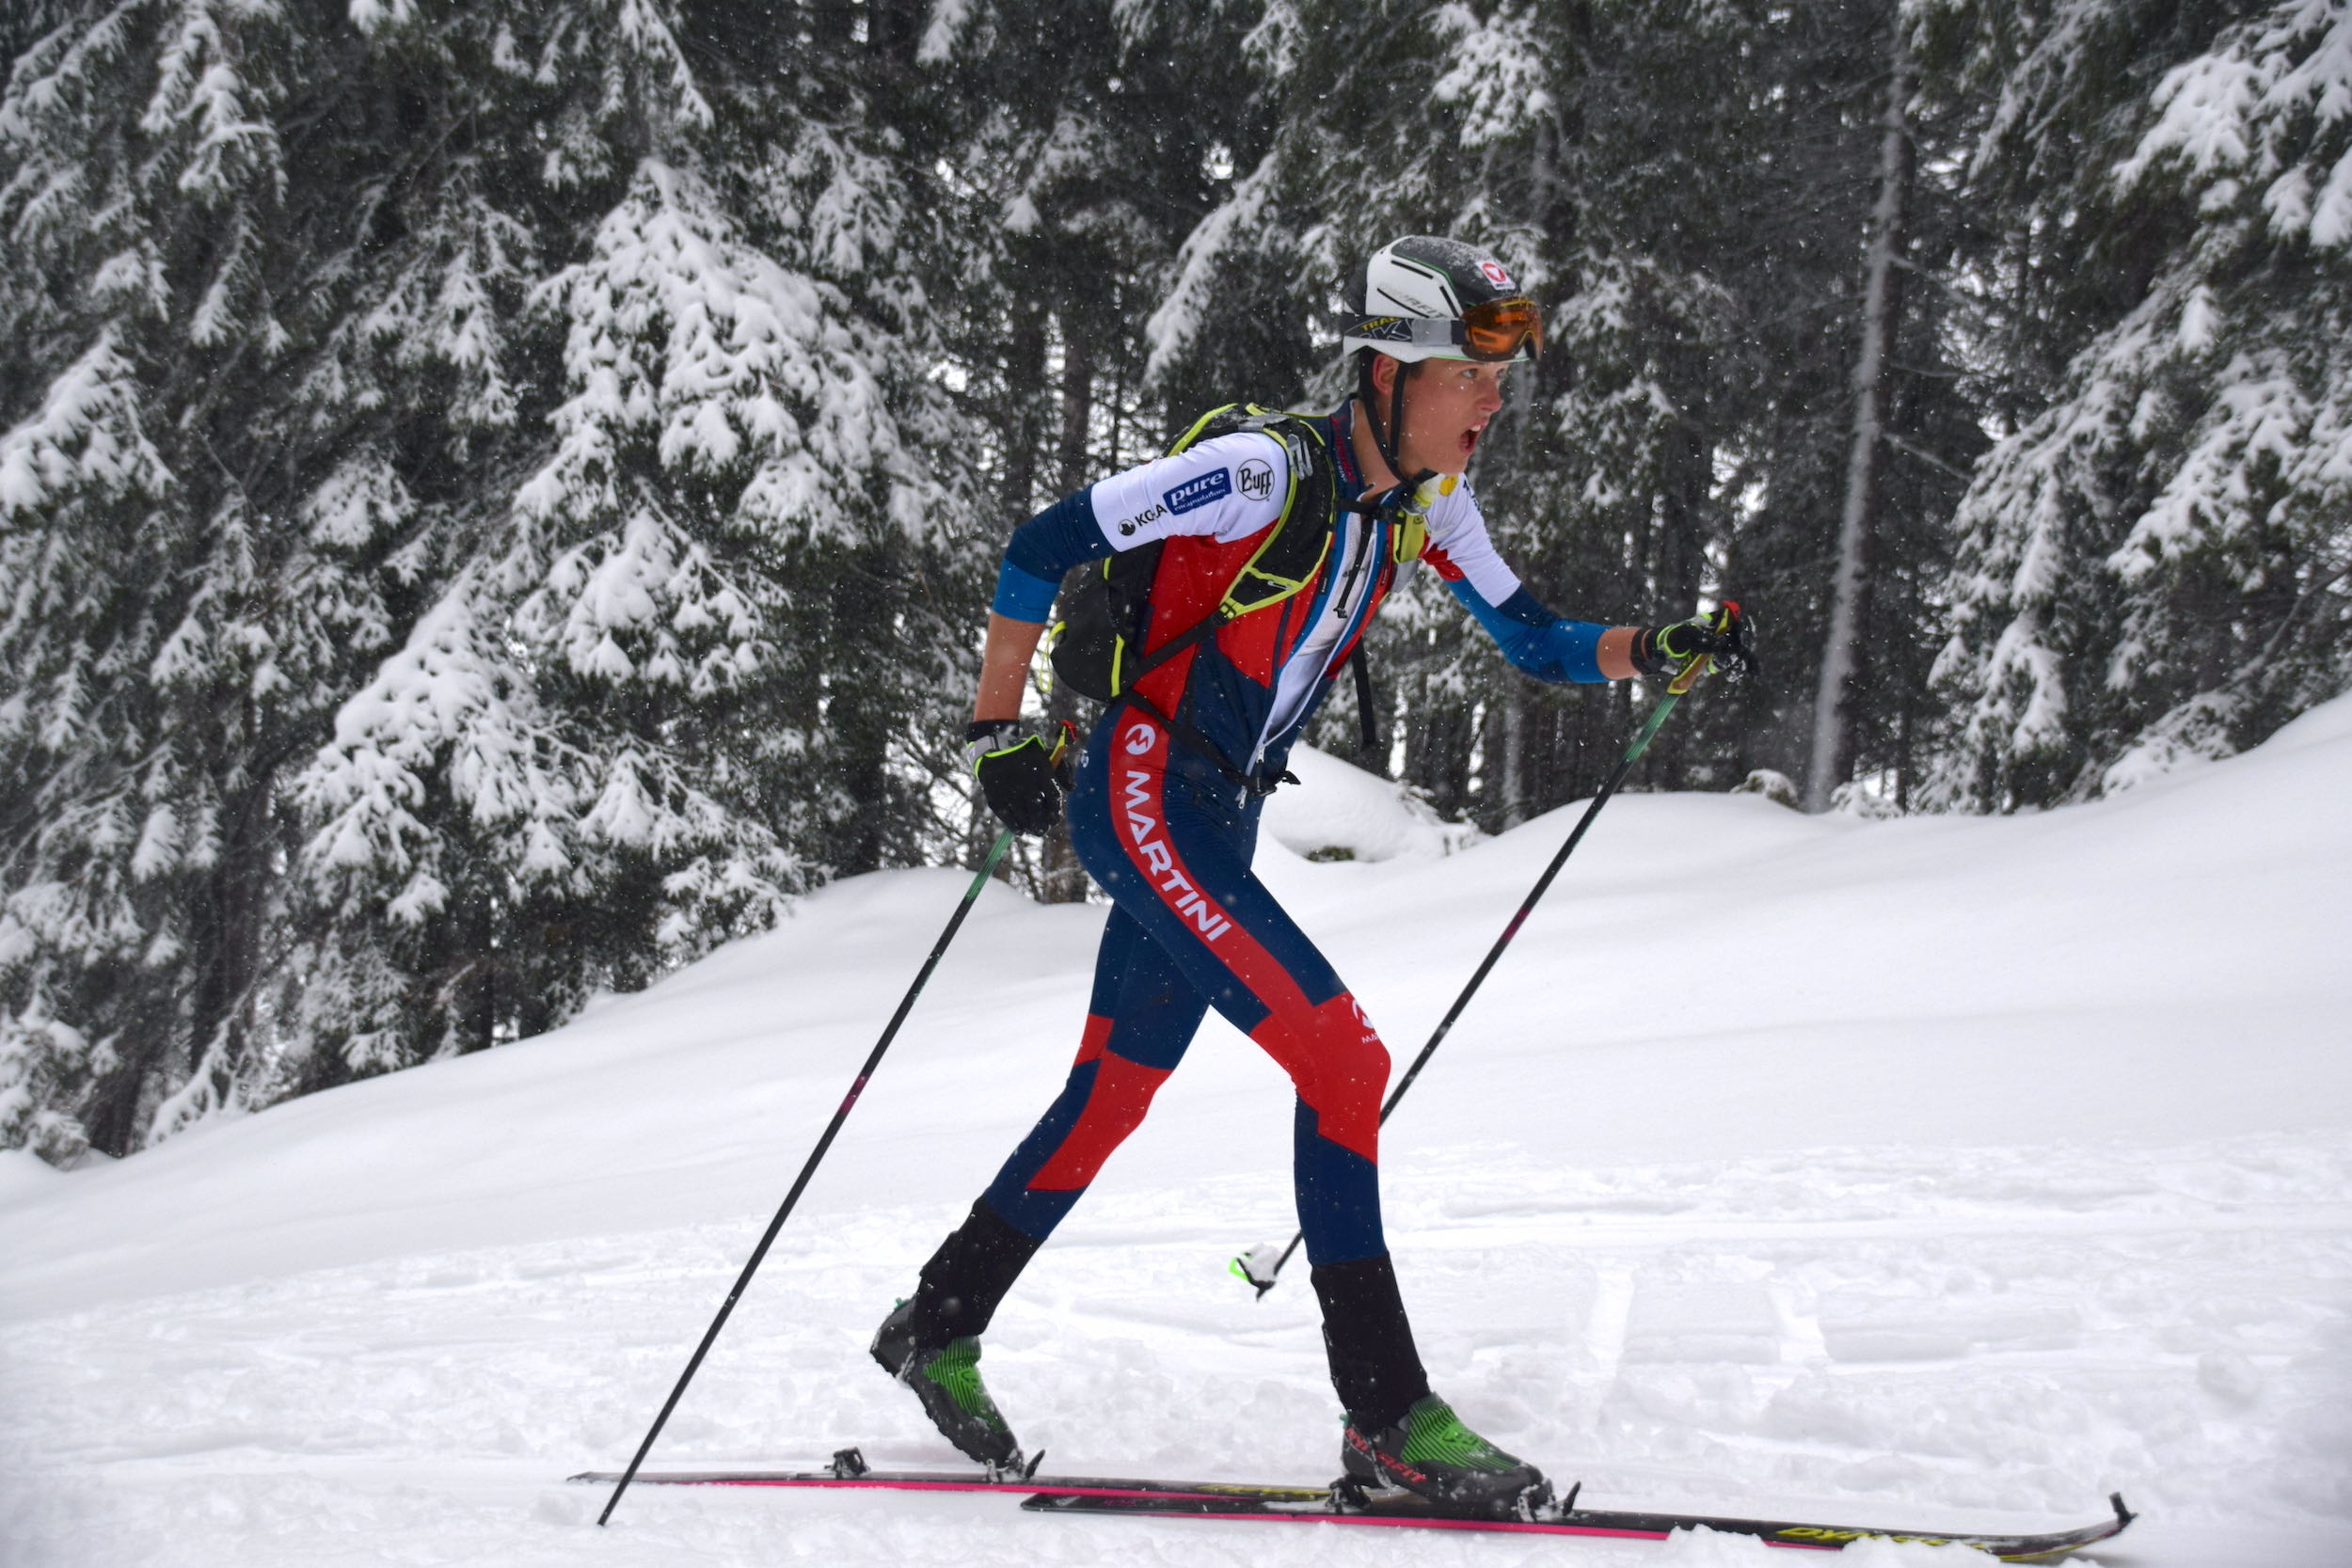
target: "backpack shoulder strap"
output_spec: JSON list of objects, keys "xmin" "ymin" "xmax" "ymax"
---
[{"xmin": 1165, "ymin": 404, "xmax": 1339, "ymax": 621}]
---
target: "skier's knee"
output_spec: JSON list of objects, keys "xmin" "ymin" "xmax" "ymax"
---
[{"xmin": 1255, "ymin": 991, "xmax": 1388, "ymax": 1161}]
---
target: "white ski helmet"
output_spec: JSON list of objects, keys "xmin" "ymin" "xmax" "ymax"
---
[
  {"xmin": 1340, "ymin": 236, "xmax": 1541, "ymax": 482},
  {"xmin": 1340, "ymin": 236, "xmax": 1542, "ymax": 366}
]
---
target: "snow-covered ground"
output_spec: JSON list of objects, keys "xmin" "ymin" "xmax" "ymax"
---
[{"xmin": 6, "ymin": 697, "xmax": 2351, "ymax": 1568}]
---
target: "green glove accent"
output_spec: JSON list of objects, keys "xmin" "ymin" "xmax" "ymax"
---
[{"xmin": 1637, "ymin": 601, "xmax": 1757, "ymax": 680}]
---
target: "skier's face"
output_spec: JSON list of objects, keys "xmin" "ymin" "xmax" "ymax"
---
[{"xmin": 1374, "ymin": 356, "xmax": 1511, "ymax": 477}]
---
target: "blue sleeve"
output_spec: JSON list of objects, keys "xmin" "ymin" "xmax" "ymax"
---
[
  {"xmin": 991, "ymin": 489, "xmax": 1113, "ymax": 620},
  {"xmin": 1447, "ymin": 579, "xmax": 1610, "ymax": 684}
]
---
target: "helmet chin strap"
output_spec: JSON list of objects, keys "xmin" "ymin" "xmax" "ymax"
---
[{"xmin": 1354, "ymin": 355, "xmax": 1435, "ymax": 515}]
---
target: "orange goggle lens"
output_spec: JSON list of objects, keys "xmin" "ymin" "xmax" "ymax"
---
[{"xmin": 1459, "ymin": 296, "xmax": 1542, "ymax": 362}]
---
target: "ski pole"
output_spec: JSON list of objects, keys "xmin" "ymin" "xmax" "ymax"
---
[
  {"xmin": 600, "ymin": 829, "xmax": 1017, "ymax": 1526},
  {"xmin": 1232, "ymin": 656, "xmax": 1711, "ymax": 1298}
]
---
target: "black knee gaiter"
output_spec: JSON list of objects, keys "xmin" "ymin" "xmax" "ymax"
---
[
  {"xmin": 906, "ymin": 1198, "xmax": 1044, "ymax": 1348},
  {"xmin": 1311, "ymin": 1254, "xmax": 1432, "ymax": 1428}
]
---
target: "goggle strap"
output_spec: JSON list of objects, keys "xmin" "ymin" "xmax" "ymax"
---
[{"xmin": 1337, "ymin": 313, "xmax": 1461, "ymax": 349}]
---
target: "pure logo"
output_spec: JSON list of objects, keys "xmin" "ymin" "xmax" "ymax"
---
[
  {"xmin": 1237, "ymin": 458, "xmax": 1274, "ymax": 503},
  {"xmin": 1162, "ymin": 468, "xmax": 1232, "ymax": 515}
]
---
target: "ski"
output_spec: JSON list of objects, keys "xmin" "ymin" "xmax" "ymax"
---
[
  {"xmin": 567, "ymin": 1448, "xmax": 1333, "ymax": 1506},
  {"xmin": 1017, "ymin": 1484, "xmax": 2136, "ymax": 1561},
  {"xmin": 568, "ymin": 1449, "xmax": 2135, "ymax": 1561}
]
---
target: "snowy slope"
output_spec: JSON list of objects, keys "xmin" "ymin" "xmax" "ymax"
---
[{"xmin": 4, "ymin": 697, "xmax": 2350, "ymax": 1568}]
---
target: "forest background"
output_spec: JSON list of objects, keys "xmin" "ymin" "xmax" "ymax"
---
[{"xmin": 3, "ymin": 0, "xmax": 2346, "ymax": 1166}]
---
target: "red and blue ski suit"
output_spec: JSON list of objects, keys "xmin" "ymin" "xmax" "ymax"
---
[{"xmin": 977, "ymin": 403, "xmax": 1616, "ymax": 1270}]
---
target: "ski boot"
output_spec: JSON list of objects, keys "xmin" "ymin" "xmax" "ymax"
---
[
  {"xmin": 1342, "ymin": 1393, "xmax": 1551, "ymax": 1517},
  {"xmin": 870, "ymin": 1298, "xmax": 1028, "ymax": 1475}
]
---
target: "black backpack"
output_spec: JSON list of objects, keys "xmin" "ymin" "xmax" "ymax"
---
[{"xmin": 1049, "ymin": 404, "xmax": 1341, "ymax": 705}]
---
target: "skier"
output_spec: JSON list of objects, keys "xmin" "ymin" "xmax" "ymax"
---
[{"xmin": 873, "ymin": 235, "xmax": 1754, "ymax": 1513}]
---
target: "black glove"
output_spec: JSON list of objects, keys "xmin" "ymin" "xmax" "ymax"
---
[
  {"xmin": 964, "ymin": 719, "xmax": 1079, "ymax": 836},
  {"xmin": 1632, "ymin": 601, "xmax": 1757, "ymax": 681}
]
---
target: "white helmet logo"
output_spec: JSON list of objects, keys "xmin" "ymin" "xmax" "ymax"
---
[{"xmin": 1479, "ymin": 259, "xmax": 1514, "ymax": 291}]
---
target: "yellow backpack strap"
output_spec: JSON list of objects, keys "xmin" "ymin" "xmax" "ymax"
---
[
  {"xmin": 1389, "ymin": 471, "xmax": 1451, "ymax": 564},
  {"xmin": 1168, "ymin": 403, "xmax": 1246, "ymax": 456},
  {"xmin": 1216, "ymin": 415, "xmax": 1333, "ymax": 618}
]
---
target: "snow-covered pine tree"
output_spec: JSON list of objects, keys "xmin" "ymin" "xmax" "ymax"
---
[
  {"xmin": 4, "ymin": 0, "xmax": 987, "ymax": 1157},
  {"xmin": 290, "ymin": 0, "xmax": 980, "ymax": 1081},
  {"xmin": 1920, "ymin": 0, "xmax": 2347, "ymax": 807},
  {"xmin": 0, "ymin": 0, "xmax": 387, "ymax": 1160}
]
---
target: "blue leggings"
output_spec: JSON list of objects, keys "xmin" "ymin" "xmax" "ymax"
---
[{"xmin": 981, "ymin": 706, "xmax": 1392, "ymax": 1267}]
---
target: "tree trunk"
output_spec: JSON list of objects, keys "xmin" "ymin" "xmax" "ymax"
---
[
  {"xmin": 1498, "ymin": 683, "xmax": 1529, "ymax": 830},
  {"xmin": 1806, "ymin": 24, "xmax": 1915, "ymax": 812},
  {"xmin": 1001, "ymin": 305, "xmax": 1048, "ymax": 517},
  {"xmin": 1038, "ymin": 321, "xmax": 1093, "ymax": 904}
]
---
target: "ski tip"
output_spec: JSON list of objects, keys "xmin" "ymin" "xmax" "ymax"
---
[{"xmin": 2109, "ymin": 1492, "xmax": 2137, "ymax": 1528}]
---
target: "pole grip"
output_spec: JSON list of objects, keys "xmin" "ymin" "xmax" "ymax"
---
[{"xmin": 1666, "ymin": 651, "xmax": 1712, "ymax": 696}]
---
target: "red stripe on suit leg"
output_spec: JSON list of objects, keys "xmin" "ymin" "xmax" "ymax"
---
[{"xmin": 1026, "ymin": 1051, "xmax": 1174, "ymax": 1192}]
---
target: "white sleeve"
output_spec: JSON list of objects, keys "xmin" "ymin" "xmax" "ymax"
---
[
  {"xmin": 1085, "ymin": 433, "xmax": 1289, "ymax": 551},
  {"xmin": 1418, "ymin": 477, "xmax": 1525, "ymax": 606}
]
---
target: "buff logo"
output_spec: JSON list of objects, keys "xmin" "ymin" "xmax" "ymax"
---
[
  {"xmin": 1120, "ymin": 768, "xmax": 1233, "ymax": 942},
  {"xmin": 1163, "ymin": 469, "xmax": 1232, "ymax": 515}
]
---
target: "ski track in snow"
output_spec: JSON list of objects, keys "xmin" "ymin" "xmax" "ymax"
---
[{"xmin": 6, "ymin": 700, "xmax": 2352, "ymax": 1567}]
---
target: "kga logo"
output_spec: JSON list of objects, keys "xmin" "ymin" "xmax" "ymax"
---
[
  {"xmin": 1163, "ymin": 468, "xmax": 1232, "ymax": 515},
  {"xmin": 1117, "ymin": 501, "xmax": 1166, "ymax": 537},
  {"xmin": 1237, "ymin": 458, "xmax": 1274, "ymax": 503}
]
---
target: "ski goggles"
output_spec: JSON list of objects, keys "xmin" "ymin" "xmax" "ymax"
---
[{"xmin": 1339, "ymin": 295, "xmax": 1543, "ymax": 363}]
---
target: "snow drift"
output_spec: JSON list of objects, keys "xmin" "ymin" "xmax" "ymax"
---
[{"xmin": 4, "ymin": 697, "xmax": 2350, "ymax": 1567}]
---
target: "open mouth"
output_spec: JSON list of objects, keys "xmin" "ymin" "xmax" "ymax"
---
[{"xmin": 1460, "ymin": 426, "xmax": 1482, "ymax": 457}]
